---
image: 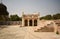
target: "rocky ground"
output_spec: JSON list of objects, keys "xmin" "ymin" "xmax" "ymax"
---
[{"xmin": 0, "ymin": 25, "xmax": 60, "ymax": 39}]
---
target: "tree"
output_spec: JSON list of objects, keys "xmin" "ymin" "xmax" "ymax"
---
[
  {"xmin": 44, "ymin": 15, "xmax": 53, "ymax": 20},
  {"xmin": 40, "ymin": 17, "xmax": 45, "ymax": 20},
  {"xmin": 53, "ymin": 13, "xmax": 60, "ymax": 20},
  {"xmin": 0, "ymin": 3, "xmax": 9, "ymax": 21},
  {"xmin": 40, "ymin": 15, "xmax": 53, "ymax": 20},
  {"xmin": 40, "ymin": 13, "xmax": 60, "ymax": 20},
  {"xmin": 56, "ymin": 31, "xmax": 59, "ymax": 35},
  {"xmin": 9, "ymin": 15, "xmax": 21, "ymax": 21}
]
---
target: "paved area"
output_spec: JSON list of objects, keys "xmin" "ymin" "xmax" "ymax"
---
[{"xmin": 0, "ymin": 25, "xmax": 60, "ymax": 39}]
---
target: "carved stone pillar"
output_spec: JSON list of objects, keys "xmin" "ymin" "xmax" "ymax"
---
[
  {"xmin": 28, "ymin": 19, "xmax": 29, "ymax": 26},
  {"xmin": 22, "ymin": 17, "xmax": 24, "ymax": 27},
  {"xmin": 37, "ymin": 15, "xmax": 40, "ymax": 26},
  {"xmin": 32, "ymin": 19, "xmax": 34, "ymax": 26},
  {"xmin": 22, "ymin": 12, "xmax": 24, "ymax": 27}
]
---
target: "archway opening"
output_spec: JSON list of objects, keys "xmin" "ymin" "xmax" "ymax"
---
[
  {"xmin": 29, "ymin": 20, "xmax": 32, "ymax": 26},
  {"xmin": 34, "ymin": 19, "xmax": 37, "ymax": 26},
  {"xmin": 24, "ymin": 20, "xmax": 28, "ymax": 26}
]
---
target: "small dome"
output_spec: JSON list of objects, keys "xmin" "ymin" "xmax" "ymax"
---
[{"xmin": 0, "ymin": 3, "xmax": 7, "ymax": 11}]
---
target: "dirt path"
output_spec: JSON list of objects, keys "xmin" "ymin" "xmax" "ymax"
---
[{"xmin": 0, "ymin": 26, "xmax": 60, "ymax": 39}]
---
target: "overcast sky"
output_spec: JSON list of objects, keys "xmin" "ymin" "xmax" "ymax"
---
[{"xmin": 1, "ymin": 0, "xmax": 60, "ymax": 17}]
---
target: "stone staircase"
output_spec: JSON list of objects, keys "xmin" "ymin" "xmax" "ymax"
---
[
  {"xmin": 34, "ymin": 23, "xmax": 54, "ymax": 32},
  {"xmin": 35, "ymin": 26, "xmax": 54, "ymax": 32},
  {"xmin": 34, "ymin": 20, "xmax": 60, "ymax": 32}
]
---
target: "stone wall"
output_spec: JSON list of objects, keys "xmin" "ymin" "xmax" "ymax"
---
[{"xmin": 0, "ymin": 21, "xmax": 22, "ymax": 25}]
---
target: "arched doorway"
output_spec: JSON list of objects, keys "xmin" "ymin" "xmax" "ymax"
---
[
  {"xmin": 34, "ymin": 19, "xmax": 37, "ymax": 26},
  {"xmin": 24, "ymin": 20, "xmax": 28, "ymax": 26},
  {"xmin": 29, "ymin": 20, "xmax": 32, "ymax": 26}
]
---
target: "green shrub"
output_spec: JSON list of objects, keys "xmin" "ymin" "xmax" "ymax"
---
[{"xmin": 56, "ymin": 31, "xmax": 59, "ymax": 35}]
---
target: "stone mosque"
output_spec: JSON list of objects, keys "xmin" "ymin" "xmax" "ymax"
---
[{"xmin": 22, "ymin": 12, "xmax": 40, "ymax": 27}]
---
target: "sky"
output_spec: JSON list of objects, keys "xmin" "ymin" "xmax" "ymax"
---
[{"xmin": 0, "ymin": 0, "xmax": 60, "ymax": 17}]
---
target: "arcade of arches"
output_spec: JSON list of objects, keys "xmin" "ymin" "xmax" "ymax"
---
[
  {"xmin": 24, "ymin": 19, "xmax": 37, "ymax": 26},
  {"xmin": 22, "ymin": 13, "xmax": 39, "ymax": 26}
]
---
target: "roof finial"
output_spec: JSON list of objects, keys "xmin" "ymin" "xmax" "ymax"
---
[{"xmin": 22, "ymin": 9, "xmax": 24, "ymax": 15}]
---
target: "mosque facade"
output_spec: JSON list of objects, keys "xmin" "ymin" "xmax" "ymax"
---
[{"xmin": 22, "ymin": 12, "xmax": 40, "ymax": 27}]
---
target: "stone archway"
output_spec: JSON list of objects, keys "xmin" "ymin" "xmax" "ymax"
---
[
  {"xmin": 34, "ymin": 19, "xmax": 37, "ymax": 26},
  {"xmin": 29, "ymin": 20, "xmax": 32, "ymax": 26},
  {"xmin": 22, "ymin": 13, "xmax": 39, "ymax": 27},
  {"xmin": 24, "ymin": 20, "xmax": 28, "ymax": 26}
]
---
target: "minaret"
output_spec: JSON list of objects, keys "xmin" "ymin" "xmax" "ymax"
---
[
  {"xmin": 22, "ymin": 10, "xmax": 24, "ymax": 27},
  {"xmin": 22, "ymin": 9, "xmax": 24, "ymax": 16},
  {"xmin": 22, "ymin": 11, "xmax": 24, "ymax": 16}
]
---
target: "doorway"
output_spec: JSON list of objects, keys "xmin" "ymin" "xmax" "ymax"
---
[
  {"xmin": 24, "ymin": 20, "xmax": 28, "ymax": 26},
  {"xmin": 34, "ymin": 19, "xmax": 37, "ymax": 26},
  {"xmin": 29, "ymin": 20, "xmax": 32, "ymax": 26}
]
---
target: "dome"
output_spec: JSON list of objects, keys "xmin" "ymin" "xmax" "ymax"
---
[
  {"xmin": 0, "ymin": 3, "xmax": 7, "ymax": 11},
  {"xmin": 0, "ymin": 3, "xmax": 9, "ymax": 15}
]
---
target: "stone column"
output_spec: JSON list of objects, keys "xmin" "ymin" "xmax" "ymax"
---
[
  {"xmin": 28, "ymin": 19, "xmax": 29, "ymax": 26},
  {"xmin": 37, "ymin": 18, "xmax": 39, "ymax": 26},
  {"xmin": 22, "ymin": 12, "xmax": 24, "ymax": 27},
  {"xmin": 38, "ymin": 12, "xmax": 40, "ymax": 26},
  {"xmin": 32, "ymin": 19, "xmax": 34, "ymax": 26},
  {"xmin": 22, "ymin": 17, "xmax": 24, "ymax": 27}
]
